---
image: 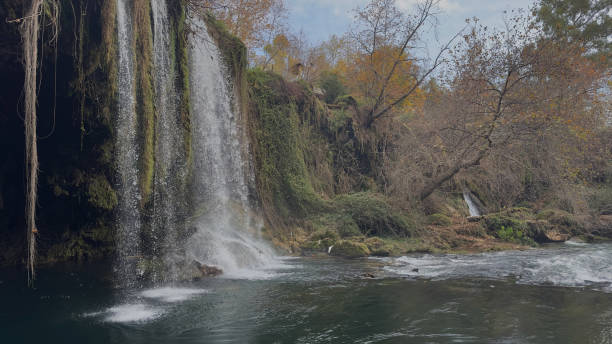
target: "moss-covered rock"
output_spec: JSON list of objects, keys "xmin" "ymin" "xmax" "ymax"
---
[
  {"xmin": 132, "ymin": 0, "xmax": 156, "ymax": 206},
  {"xmin": 483, "ymin": 211, "xmax": 539, "ymax": 245},
  {"xmin": 537, "ymin": 209, "xmax": 578, "ymax": 226},
  {"xmin": 484, "ymin": 212, "xmax": 528, "ymax": 232},
  {"xmin": 329, "ymin": 240, "xmax": 370, "ymax": 258},
  {"xmin": 86, "ymin": 174, "xmax": 118, "ymax": 210},
  {"xmin": 44, "ymin": 225, "xmax": 114, "ymax": 264}
]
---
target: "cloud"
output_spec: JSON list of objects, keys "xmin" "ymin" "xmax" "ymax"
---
[
  {"xmin": 288, "ymin": 0, "xmax": 463, "ymax": 20},
  {"xmin": 396, "ymin": 0, "xmax": 462, "ymax": 13},
  {"xmin": 287, "ymin": 0, "xmax": 366, "ymax": 18},
  {"xmin": 285, "ymin": 0, "xmax": 536, "ymax": 44}
]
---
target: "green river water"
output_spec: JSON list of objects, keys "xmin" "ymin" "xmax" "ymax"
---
[{"xmin": 1, "ymin": 243, "xmax": 611, "ymax": 343}]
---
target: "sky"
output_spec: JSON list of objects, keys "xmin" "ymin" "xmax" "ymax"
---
[{"xmin": 286, "ymin": 0, "xmax": 537, "ymax": 47}]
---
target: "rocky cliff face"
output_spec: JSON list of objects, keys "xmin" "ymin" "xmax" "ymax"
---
[{"xmin": 0, "ymin": 1, "xmax": 248, "ymax": 266}]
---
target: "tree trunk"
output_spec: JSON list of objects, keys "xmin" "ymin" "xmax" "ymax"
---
[{"xmin": 419, "ymin": 149, "xmax": 488, "ymax": 201}]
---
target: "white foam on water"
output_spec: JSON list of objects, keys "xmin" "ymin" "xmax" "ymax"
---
[
  {"xmin": 220, "ymin": 268, "xmax": 284, "ymax": 280},
  {"xmin": 140, "ymin": 287, "xmax": 207, "ymax": 302},
  {"xmin": 385, "ymin": 244, "xmax": 612, "ymax": 292},
  {"xmin": 103, "ymin": 303, "xmax": 163, "ymax": 323},
  {"xmin": 217, "ymin": 252, "xmax": 295, "ymax": 280},
  {"xmin": 521, "ymin": 249, "xmax": 612, "ymax": 288},
  {"xmin": 82, "ymin": 310, "xmax": 105, "ymax": 318},
  {"xmin": 84, "ymin": 288, "xmax": 207, "ymax": 323},
  {"xmin": 564, "ymin": 239, "xmax": 589, "ymax": 246}
]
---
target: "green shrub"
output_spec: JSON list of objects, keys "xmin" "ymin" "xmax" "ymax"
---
[
  {"xmin": 484, "ymin": 214, "xmax": 527, "ymax": 232},
  {"xmin": 310, "ymin": 229, "xmax": 340, "ymax": 244},
  {"xmin": 496, "ymin": 225, "xmax": 520, "ymax": 241},
  {"xmin": 364, "ymin": 237, "xmax": 392, "ymax": 256},
  {"xmin": 249, "ymin": 70, "xmax": 325, "ymax": 218},
  {"xmin": 333, "ymin": 192, "xmax": 415, "ymax": 237},
  {"xmin": 428, "ymin": 213, "xmax": 452, "ymax": 226},
  {"xmin": 589, "ymin": 186, "xmax": 612, "ymax": 214},
  {"xmin": 319, "ymin": 71, "xmax": 346, "ymax": 104},
  {"xmin": 308, "ymin": 213, "xmax": 360, "ymax": 238},
  {"xmin": 536, "ymin": 209, "xmax": 580, "ymax": 228},
  {"xmin": 335, "ymin": 94, "xmax": 357, "ymax": 107},
  {"xmin": 495, "ymin": 225, "xmax": 536, "ymax": 246},
  {"xmin": 484, "ymin": 213, "xmax": 537, "ymax": 246},
  {"xmin": 329, "ymin": 109, "xmax": 351, "ymax": 132},
  {"xmin": 329, "ymin": 240, "xmax": 370, "ymax": 258},
  {"xmin": 302, "ymin": 229, "xmax": 339, "ymax": 251}
]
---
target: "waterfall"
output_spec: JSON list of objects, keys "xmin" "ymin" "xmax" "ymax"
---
[
  {"xmin": 115, "ymin": 0, "xmax": 141, "ymax": 288},
  {"xmin": 186, "ymin": 18, "xmax": 279, "ymax": 278},
  {"xmin": 113, "ymin": 4, "xmax": 278, "ymax": 285},
  {"xmin": 151, "ymin": 0, "xmax": 184, "ymax": 282},
  {"xmin": 463, "ymin": 190, "xmax": 481, "ymax": 217}
]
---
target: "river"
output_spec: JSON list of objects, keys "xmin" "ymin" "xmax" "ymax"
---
[{"xmin": 1, "ymin": 242, "xmax": 610, "ymax": 343}]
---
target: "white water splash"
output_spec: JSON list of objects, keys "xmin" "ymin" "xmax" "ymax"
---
[
  {"xmin": 187, "ymin": 18, "xmax": 283, "ymax": 279},
  {"xmin": 86, "ymin": 288, "xmax": 207, "ymax": 323},
  {"xmin": 104, "ymin": 304, "xmax": 162, "ymax": 323},
  {"xmin": 564, "ymin": 239, "xmax": 589, "ymax": 246},
  {"xmin": 141, "ymin": 287, "xmax": 207, "ymax": 302},
  {"xmin": 385, "ymin": 243, "xmax": 612, "ymax": 292}
]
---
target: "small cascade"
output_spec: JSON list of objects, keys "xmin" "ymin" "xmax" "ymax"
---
[
  {"xmin": 114, "ymin": 0, "xmax": 141, "ymax": 288},
  {"xmin": 151, "ymin": 0, "xmax": 184, "ymax": 282},
  {"xmin": 187, "ymin": 18, "xmax": 279, "ymax": 278},
  {"xmin": 463, "ymin": 190, "xmax": 481, "ymax": 217}
]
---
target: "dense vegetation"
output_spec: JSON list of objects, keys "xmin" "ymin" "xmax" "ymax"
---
[{"xmin": 0, "ymin": 0, "xmax": 610, "ymax": 268}]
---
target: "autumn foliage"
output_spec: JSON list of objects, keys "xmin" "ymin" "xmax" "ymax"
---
[{"xmin": 207, "ymin": 0, "xmax": 610, "ymax": 215}]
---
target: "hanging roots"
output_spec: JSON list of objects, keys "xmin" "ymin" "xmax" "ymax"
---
[{"xmin": 20, "ymin": 0, "xmax": 59, "ymax": 286}]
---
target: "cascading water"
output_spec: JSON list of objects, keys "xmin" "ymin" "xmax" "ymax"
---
[
  {"xmin": 114, "ymin": 0, "xmax": 141, "ymax": 288},
  {"xmin": 186, "ymin": 18, "xmax": 280, "ymax": 278},
  {"xmin": 463, "ymin": 190, "xmax": 481, "ymax": 217},
  {"xmin": 113, "ymin": 3, "xmax": 280, "ymax": 287},
  {"xmin": 151, "ymin": 0, "xmax": 185, "ymax": 282}
]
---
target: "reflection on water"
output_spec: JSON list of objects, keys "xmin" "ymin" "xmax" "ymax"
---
[{"xmin": 1, "ymin": 244, "xmax": 611, "ymax": 344}]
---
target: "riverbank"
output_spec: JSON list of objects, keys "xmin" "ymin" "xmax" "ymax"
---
[
  {"xmin": 2, "ymin": 204, "xmax": 609, "ymax": 268},
  {"xmin": 291, "ymin": 206, "xmax": 612, "ymax": 258}
]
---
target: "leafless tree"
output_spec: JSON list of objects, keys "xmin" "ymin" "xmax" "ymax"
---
[{"xmin": 347, "ymin": 0, "xmax": 460, "ymax": 128}]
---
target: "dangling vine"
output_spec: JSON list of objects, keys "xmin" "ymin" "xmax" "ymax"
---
[{"xmin": 18, "ymin": 0, "xmax": 59, "ymax": 286}]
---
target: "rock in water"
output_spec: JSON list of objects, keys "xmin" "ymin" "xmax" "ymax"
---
[
  {"xmin": 199, "ymin": 263, "xmax": 223, "ymax": 277},
  {"xmin": 181, "ymin": 260, "xmax": 223, "ymax": 281},
  {"xmin": 544, "ymin": 230, "xmax": 569, "ymax": 242}
]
